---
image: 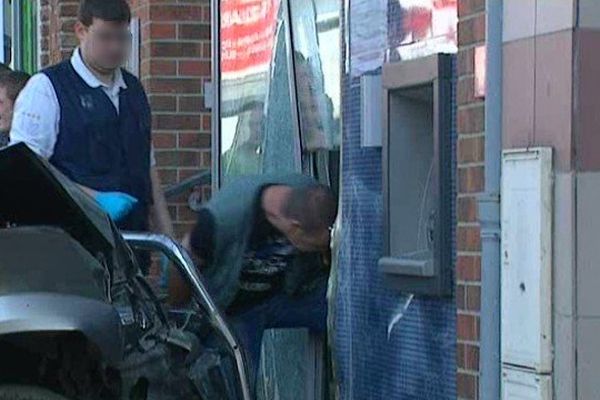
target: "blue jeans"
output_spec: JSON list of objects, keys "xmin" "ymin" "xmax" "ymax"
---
[{"xmin": 229, "ymin": 280, "xmax": 328, "ymax": 392}]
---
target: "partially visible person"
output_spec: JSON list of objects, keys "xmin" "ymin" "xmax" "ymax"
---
[{"xmin": 0, "ymin": 70, "xmax": 30, "ymax": 147}]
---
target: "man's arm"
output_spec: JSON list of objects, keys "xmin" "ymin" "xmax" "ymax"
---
[
  {"xmin": 10, "ymin": 74, "xmax": 60, "ymax": 158},
  {"xmin": 149, "ymin": 166, "xmax": 174, "ymax": 237},
  {"xmin": 168, "ymin": 233, "xmax": 195, "ymax": 306},
  {"xmin": 168, "ymin": 210, "xmax": 214, "ymax": 306}
]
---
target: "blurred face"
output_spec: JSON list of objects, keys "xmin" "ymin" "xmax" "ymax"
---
[
  {"xmin": 75, "ymin": 18, "xmax": 131, "ymax": 72},
  {"xmin": 0, "ymin": 87, "xmax": 14, "ymax": 132}
]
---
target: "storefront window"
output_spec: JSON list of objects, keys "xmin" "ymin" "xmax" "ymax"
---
[
  {"xmin": 1, "ymin": 0, "xmax": 38, "ymax": 73},
  {"xmin": 218, "ymin": 1, "xmax": 343, "ymax": 396},
  {"xmin": 219, "ymin": 0, "xmax": 300, "ymax": 184}
]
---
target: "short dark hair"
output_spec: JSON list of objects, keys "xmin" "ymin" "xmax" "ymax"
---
[
  {"xmin": 0, "ymin": 71, "xmax": 30, "ymax": 102},
  {"xmin": 78, "ymin": 0, "xmax": 132, "ymax": 27},
  {"xmin": 284, "ymin": 184, "xmax": 337, "ymax": 233}
]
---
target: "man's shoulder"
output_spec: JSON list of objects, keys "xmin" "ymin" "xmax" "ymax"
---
[{"xmin": 40, "ymin": 59, "xmax": 71, "ymax": 77}]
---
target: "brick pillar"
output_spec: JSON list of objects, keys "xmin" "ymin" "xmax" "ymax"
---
[
  {"xmin": 135, "ymin": 0, "xmax": 212, "ymax": 236},
  {"xmin": 40, "ymin": 0, "xmax": 79, "ymax": 66},
  {"xmin": 456, "ymin": 0, "xmax": 485, "ymax": 399}
]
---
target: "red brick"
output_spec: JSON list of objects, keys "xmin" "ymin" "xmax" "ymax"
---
[
  {"xmin": 59, "ymin": 3, "xmax": 78, "ymax": 18},
  {"xmin": 149, "ymin": 95, "xmax": 177, "ymax": 112},
  {"xmin": 150, "ymin": 23, "xmax": 177, "ymax": 40},
  {"xmin": 458, "ymin": 136, "xmax": 485, "ymax": 164},
  {"xmin": 459, "ymin": 166, "xmax": 484, "ymax": 193},
  {"xmin": 155, "ymin": 150, "xmax": 201, "ymax": 168},
  {"xmin": 179, "ymin": 96, "xmax": 204, "ymax": 112},
  {"xmin": 177, "ymin": 205, "xmax": 200, "ymax": 222},
  {"xmin": 458, "ymin": 47, "xmax": 475, "ymax": 76},
  {"xmin": 202, "ymin": 43, "xmax": 212, "ymax": 59},
  {"xmin": 147, "ymin": 78, "xmax": 203, "ymax": 94},
  {"xmin": 465, "ymin": 344, "xmax": 480, "ymax": 371},
  {"xmin": 457, "ymin": 226, "xmax": 481, "ymax": 252},
  {"xmin": 149, "ymin": 5, "xmax": 203, "ymax": 22},
  {"xmin": 458, "ymin": 13, "xmax": 486, "ymax": 46},
  {"xmin": 457, "ymin": 343, "xmax": 466, "ymax": 369},
  {"xmin": 154, "ymin": 114, "xmax": 202, "ymax": 130},
  {"xmin": 152, "ymin": 133, "xmax": 177, "ymax": 149},
  {"xmin": 201, "ymin": 151, "xmax": 212, "ymax": 168},
  {"xmin": 178, "ymin": 24, "xmax": 211, "ymax": 40},
  {"xmin": 156, "ymin": 168, "xmax": 178, "ymax": 185},
  {"xmin": 457, "ymin": 373, "xmax": 477, "ymax": 399},
  {"xmin": 179, "ymin": 133, "xmax": 211, "ymax": 149},
  {"xmin": 179, "ymin": 60, "xmax": 211, "ymax": 77},
  {"xmin": 458, "ymin": 0, "xmax": 485, "ymax": 18},
  {"xmin": 457, "ymin": 314, "xmax": 479, "ymax": 342},
  {"xmin": 150, "ymin": 42, "xmax": 203, "ymax": 58},
  {"xmin": 458, "ymin": 106, "xmax": 485, "ymax": 134},
  {"xmin": 466, "ymin": 285, "xmax": 481, "ymax": 312},
  {"xmin": 457, "ymin": 256, "xmax": 482, "ymax": 282},
  {"xmin": 150, "ymin": 60, "xmax": 177, "ymax": 75},
  {"xmin": 178, "ymin": 168, "xmax": 204, "ymax": 181},
  {"xmin": 456, "ymin": 284, "xmax": 466, "ymax": 310},
  {"xmin": 202, "ymin": 115, "xmax": 211, "ymax": 131},
  {"xmin": 458, "ymin": 196, "xmax": 478, "ymax": 223},
  {"xmin": 201, "ymin": 5, "xmax": 211, "ymax": 22},
  {"xmin": 458, "ymin": 77, "xmax": 476, "ymax": 106}
]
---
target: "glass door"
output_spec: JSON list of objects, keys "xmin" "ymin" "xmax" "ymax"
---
[{"xmin": 216, "ymin": 0, "xmax": 341, "ymax": 398}]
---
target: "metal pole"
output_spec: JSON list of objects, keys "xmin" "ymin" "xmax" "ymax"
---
[{"xmin": 478, "ymin": 0, "xmax": 503, "ymax": 399}]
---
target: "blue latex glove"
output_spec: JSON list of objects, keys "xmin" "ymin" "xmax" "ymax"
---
[{"xmin": 95, "ymin": 192, "xmax": 138, "ymax": 221}]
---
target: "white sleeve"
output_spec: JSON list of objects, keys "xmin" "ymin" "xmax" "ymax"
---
[{"xmin": 10, "ymin": 73, "xmax": 60, "ymax": 159}]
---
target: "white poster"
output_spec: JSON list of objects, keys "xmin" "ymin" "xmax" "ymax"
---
[{"xmin": 350, "ymin": 0, "xmax": 387, "ymax": 77}]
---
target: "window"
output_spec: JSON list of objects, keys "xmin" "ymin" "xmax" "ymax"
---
[
  {"xmin": 1, "ymin": 0, "xmax": 38, "ymax": 73},
  {"xmin": 219, "ymin": 0, "xmax": 301, "ymax": 185}
]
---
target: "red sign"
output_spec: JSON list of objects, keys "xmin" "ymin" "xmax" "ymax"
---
[{"xmin": 220, "ymin": 0, "xmax": 280, "ymax": 80}]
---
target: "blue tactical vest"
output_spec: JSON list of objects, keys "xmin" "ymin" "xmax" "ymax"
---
[{"xmin": 43, "ymin": 60, "xmax": 152, "ymax": 231}]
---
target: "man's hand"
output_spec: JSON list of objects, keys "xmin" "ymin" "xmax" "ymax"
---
[{"xmin": 95, "ymin": 191, "xmax": 138, "ymax": 221}]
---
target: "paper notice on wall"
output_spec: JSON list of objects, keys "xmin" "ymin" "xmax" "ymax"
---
[
  {"xmin": 391, "ymin": 0, "xmax": 457, "ymax": 61},
  {"xmin": 350, "ymin": 0, "xmax": 388, "ymax": 77}
]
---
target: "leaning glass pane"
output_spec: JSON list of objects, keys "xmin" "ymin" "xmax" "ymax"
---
[{"xmin": 290, "ymin": 0, "xmax": 341, "ymax": 151}]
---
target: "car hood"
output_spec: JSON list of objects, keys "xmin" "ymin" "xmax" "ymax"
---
[{"xmin": 0, "ymin": 143, "xmax": 115, "ymax": 255}]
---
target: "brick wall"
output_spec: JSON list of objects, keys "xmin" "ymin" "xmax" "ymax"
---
[
  {"xmin": 39, "ymin": 0, "xmax": 79, "ymax": 66},
  {"xmin": 40, "ymin": 0, "xmax": 212, "ymax": 237},
  {"xmin": 456, "ymin": 0, "xmax": 485, "ymax": 399},
  {"xmin": 133, "ymin": 0, "xmax": 212, "ymax": 237}
]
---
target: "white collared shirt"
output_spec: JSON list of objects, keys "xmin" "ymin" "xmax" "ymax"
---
[{"xmin": 10, "ymin": 48, "xmax": 155, "ymax": 165}]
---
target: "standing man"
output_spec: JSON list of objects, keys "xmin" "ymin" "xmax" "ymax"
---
[{"xmin": 10, "ymin": 0, "xmax": 172, "ymax": 235}]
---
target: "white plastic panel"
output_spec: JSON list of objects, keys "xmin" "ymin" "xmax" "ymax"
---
[
  {"xmin": 502, "ymin": 367, "xmax": 552, "ymax": 400},
  {"xmin": 501, "ymin": 148, "xmax": 553, "ymax": 373},
  {"xmin": 360, "ymin": 73, "xmax": 383, "ymax": 147}
]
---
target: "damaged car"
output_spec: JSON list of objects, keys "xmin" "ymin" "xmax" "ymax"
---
[{"xmin": 0, "ymin": 144, "xmax": 251, "ymax": 400}]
